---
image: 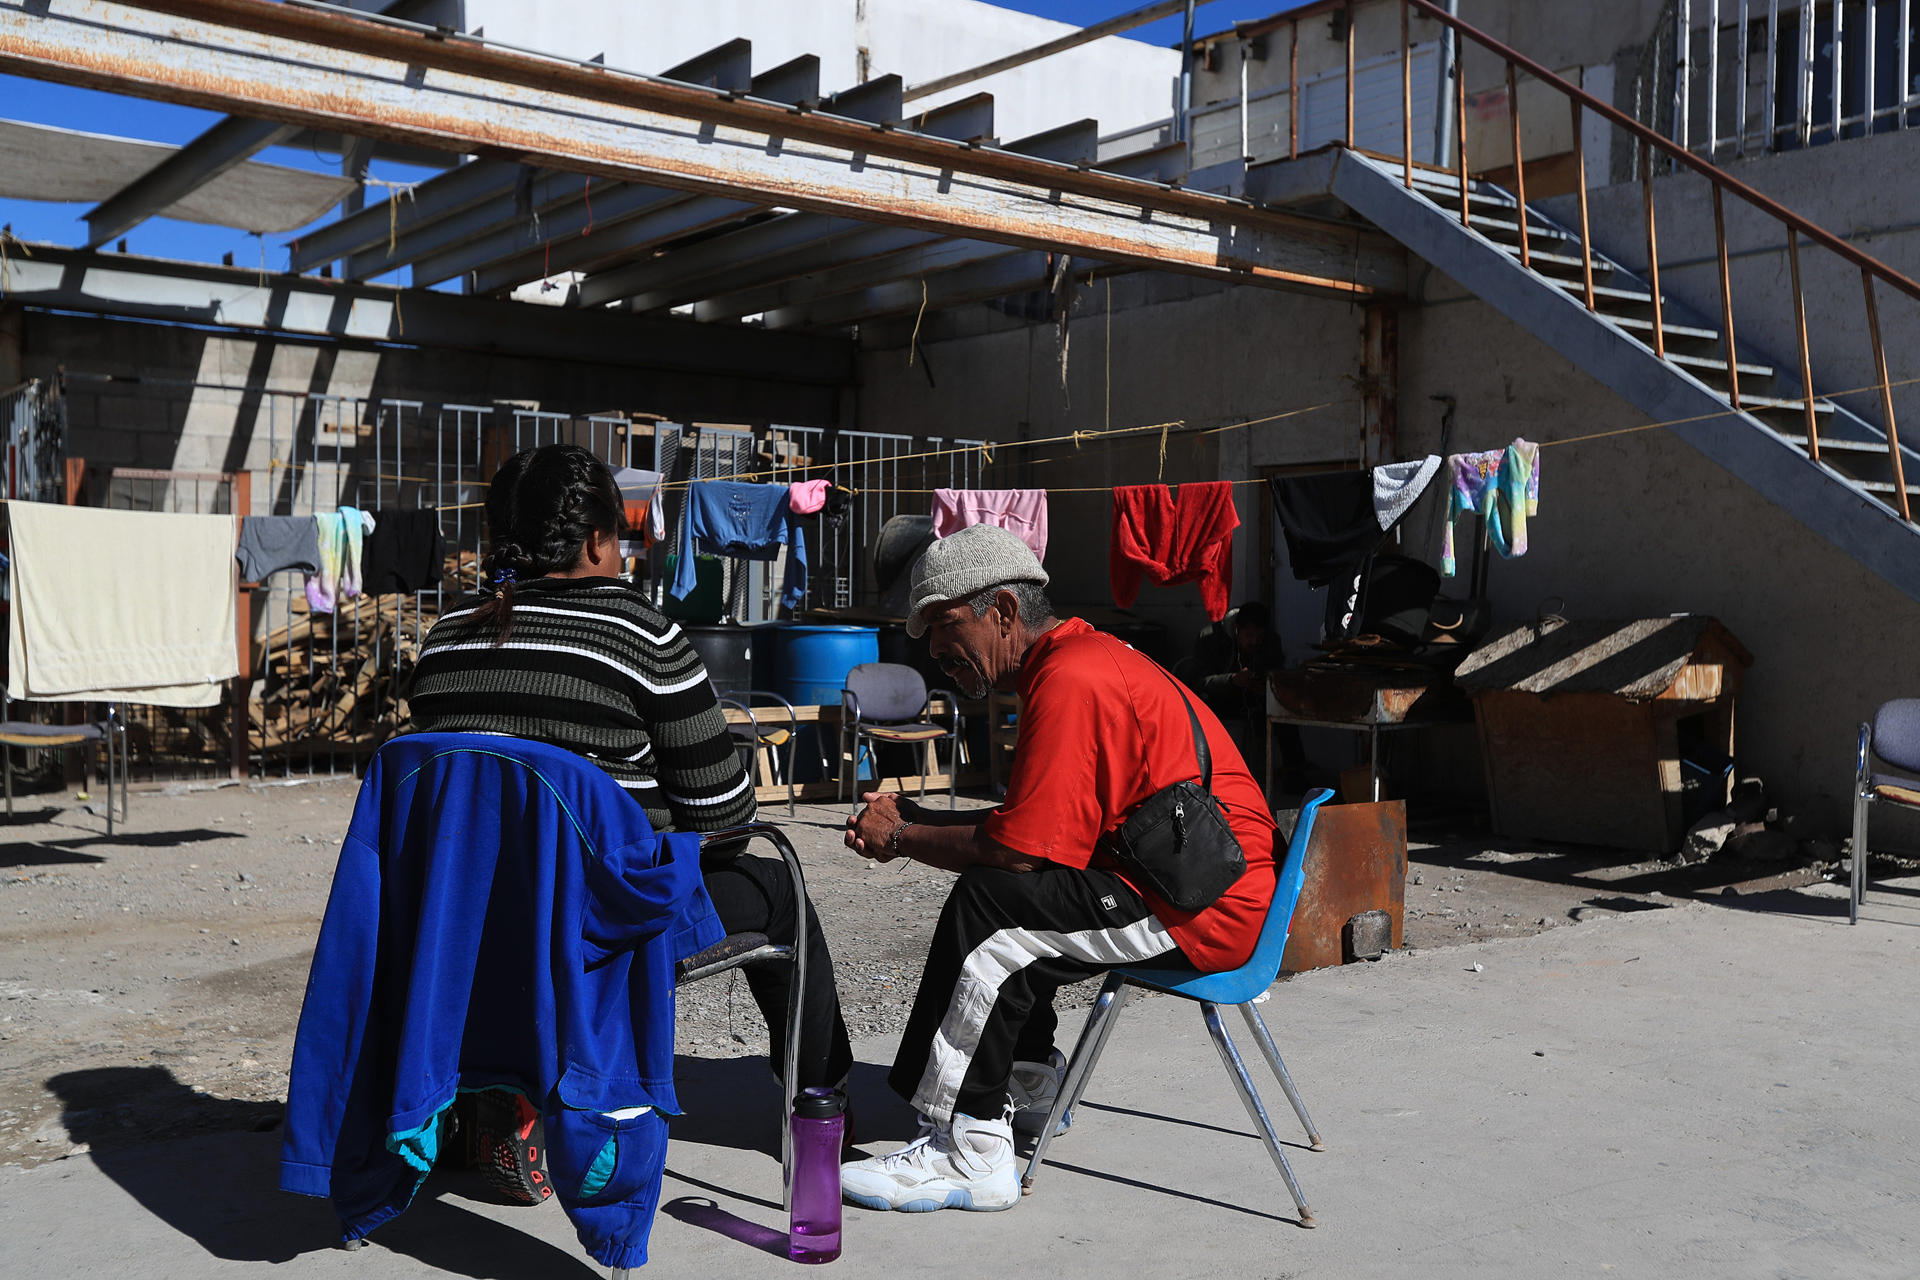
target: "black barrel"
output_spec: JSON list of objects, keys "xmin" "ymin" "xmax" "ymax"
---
[{"xmin": 684, "ymin": 624, "xmax": 756, "ymax": 696}]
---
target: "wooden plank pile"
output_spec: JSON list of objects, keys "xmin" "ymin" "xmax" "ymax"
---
[{"xmin": 250, "ymin": 592, "xmax": 438, "ymax": 761}]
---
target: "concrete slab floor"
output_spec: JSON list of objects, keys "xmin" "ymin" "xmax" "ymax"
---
[{"xmin": 1, "ymin": 879, "xmax": 1915, "ymax": 1280}]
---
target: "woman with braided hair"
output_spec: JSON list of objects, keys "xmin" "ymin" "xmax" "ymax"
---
[{"xmin": 408, "ymin": 444, "xmax": 852, "ymax": 1198}]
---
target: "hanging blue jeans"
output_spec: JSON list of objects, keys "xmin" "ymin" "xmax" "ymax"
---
[{"xmin": 671, "ymin": 481, "xmax": 807, "ymax": 608}]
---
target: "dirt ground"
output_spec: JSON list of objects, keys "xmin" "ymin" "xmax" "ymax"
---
[{"xmin": 0, "ymin": 777, "xmax": 1841, "ymax": 1172}]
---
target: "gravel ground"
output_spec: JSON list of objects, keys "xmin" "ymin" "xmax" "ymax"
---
[{"xmin": 0, "ymin": 778, "xmax": 1835, "ymax": 1172}]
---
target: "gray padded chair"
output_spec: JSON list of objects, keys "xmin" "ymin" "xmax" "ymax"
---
[
  {"xmin": 838, "ymin": 663, "xmax": 961, "ymax": 808},
  {"xmin": 1851, "ymin": 698, "xmax": 1920, "ymax": 924}
]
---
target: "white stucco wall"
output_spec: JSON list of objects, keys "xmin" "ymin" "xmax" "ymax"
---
[{"xmin": 461, "ymin": 0, "xmax": 1179, "ymax": 143}]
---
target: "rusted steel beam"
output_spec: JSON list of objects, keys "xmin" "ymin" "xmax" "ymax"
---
[
  {"xmin": 0, "ymin": 0, "xmax": 1401, "ymax": 298},
  {"xmin": 60, "ymin": 0, "xmax": 1373, "ymax": 254}
]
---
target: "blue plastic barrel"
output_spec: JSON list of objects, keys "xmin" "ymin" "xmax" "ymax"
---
[{"xmin": 771, "ymin": 625, "xmax": 880, "ymax": 707}]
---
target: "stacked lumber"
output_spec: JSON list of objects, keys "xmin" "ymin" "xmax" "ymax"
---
[{"xmin": 250, "ymin": 593, "xmax": 437, "ymax": 759}]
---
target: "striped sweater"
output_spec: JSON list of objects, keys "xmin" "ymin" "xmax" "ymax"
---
[{"xmin": 407, "ymin": 576, "xmax": 755, "ymax": 836}]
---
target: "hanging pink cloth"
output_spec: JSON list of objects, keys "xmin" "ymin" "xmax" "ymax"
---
[
  {"xmin": 930, "ymin": 488, "xmax": 1050, "ymax": 561},
  {"xmin": 788, "ymin": 479, "xmax": 831, "ymax": 515},
  {"xmin": 1109, "ymin": 482, "xmax": 1240, "ymax": 620}
]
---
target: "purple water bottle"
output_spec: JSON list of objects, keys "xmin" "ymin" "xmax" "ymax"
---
[
  {"xmin": 788, "ymin": 1087, "xmax": 845, "ymax": 1264},
  {"xmin": 787, "ymin": 1090, "xmax": 848, "ymax": 1266}
]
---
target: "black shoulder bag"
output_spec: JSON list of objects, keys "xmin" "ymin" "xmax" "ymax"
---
[{"xmin": 1100, "ymin": 668, "xmax": 1249, "ymax": 912}]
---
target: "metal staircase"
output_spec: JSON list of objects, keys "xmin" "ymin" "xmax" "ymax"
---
[{"xmin": 1294, "ymin": 0, "xmax": 1920, "ymax": 604}]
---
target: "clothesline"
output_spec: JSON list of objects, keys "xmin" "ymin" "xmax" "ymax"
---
[
  {"xmin": 656, "ymin": 400, "xmax": 1347, "ymax": 493},
  {"xmin": 137, "ymin": 364, "xmax": 1920, "ymax": 509}
]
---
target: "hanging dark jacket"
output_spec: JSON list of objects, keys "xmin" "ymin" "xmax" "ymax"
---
[{"xmin": 280, "ymin": 733, "xmax": 722, "ymax": 1271}]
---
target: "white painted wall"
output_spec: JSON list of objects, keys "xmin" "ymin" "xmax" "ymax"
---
[{"xmin": 461, "ymin": 0, "xmax": 1180, "ymax": 143}]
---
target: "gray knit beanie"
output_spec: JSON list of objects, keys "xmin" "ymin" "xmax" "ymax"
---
[{"xmin": 904, "ymin": 524, "xmax": 1049, "ymax": 638}]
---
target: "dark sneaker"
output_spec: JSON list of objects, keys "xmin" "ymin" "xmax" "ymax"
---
[{"xmin": 463, "ymin": 1089, "xmax": 551, "ymax": 1205}]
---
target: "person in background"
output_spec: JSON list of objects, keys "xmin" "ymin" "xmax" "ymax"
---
[
  {"xmin": 408, "ymin": 444, "xmax": 853, "ymax": 1195},
  {"xmin": 1191, "ymin": 600, "xmax": 1305, "ymax": 793}
]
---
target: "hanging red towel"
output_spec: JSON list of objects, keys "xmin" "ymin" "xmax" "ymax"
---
[{"xmin": 1109, "ymin": 482, "xmax": 1240, "ymax": 619}]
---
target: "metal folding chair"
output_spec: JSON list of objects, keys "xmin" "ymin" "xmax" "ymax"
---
[
  {"xmin": 1022, "ymin": 788, "xmax": 1335, "ymax": 1227},
  {"xmin": 1852, "ymin": 699, "xmax": 1920, "ymax": 924},
  {"xmin": 716, "ymin": 690, "xmax": 803, "ymax": 817},
  {"xmin": 674, "ymin": 822, "xmax": 808, "ymax": 1207}
]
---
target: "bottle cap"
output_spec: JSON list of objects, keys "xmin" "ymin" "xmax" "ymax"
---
[{"xmin": 792, "ymin": 1086, "xmax": 845, "ymax": 1120}]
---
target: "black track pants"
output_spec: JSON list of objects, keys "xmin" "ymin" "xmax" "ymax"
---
[
  {"xmin": 701, "ymin": 853, "xmax": 854, "ymax": 1090},
  {"xmin": 888, "ymin": 863, "xmax": 1178, "ymax": 1124}
]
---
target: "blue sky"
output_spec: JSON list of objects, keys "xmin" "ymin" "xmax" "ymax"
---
[{"xmin": 0, "ymin": 0, "xmax": 1286, "ymax": 274}]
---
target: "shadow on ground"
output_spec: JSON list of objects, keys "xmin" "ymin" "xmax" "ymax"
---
[
  {"xmin": 0, "ymin": 827, "xmax": 237, "ymax": 868},
  {"xmin": 46, "ymin": 1066, "xmax": 606, "ymax": 1278},
  {"xmin": 667, "ymin": 1054, "xmax": 916, "ymax": 1159},
  {"xmin": 1410, "ymin": 823, "xmax": 1833, "ymax": 908}
]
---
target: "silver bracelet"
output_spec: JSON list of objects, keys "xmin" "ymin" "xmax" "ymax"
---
[{"xmin": 889, "ymin": 820, "xmax": 916, "ymax": 860}]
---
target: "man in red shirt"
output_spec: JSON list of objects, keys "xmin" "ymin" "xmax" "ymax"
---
[{"xmin": 841, "ymin": 525, "xmax": 1277, "ymax": 1213}]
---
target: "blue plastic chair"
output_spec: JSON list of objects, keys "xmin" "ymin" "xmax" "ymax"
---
[{"xmin": 1020, "ymin": 787, "xmax": 1335, "ymax": 1227}]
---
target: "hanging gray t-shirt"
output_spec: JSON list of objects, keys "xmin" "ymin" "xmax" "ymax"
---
[{"xmin": 236, "ymin": 515, "xmax": 323, "ymax": 581}]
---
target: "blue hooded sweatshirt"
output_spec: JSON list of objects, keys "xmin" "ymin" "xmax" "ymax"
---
[{"xmin": 280, "ymin": 734, "xmax": 723, "ymax": 1270}]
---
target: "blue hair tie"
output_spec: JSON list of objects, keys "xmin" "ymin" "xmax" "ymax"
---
[{"xmin": 492, "ymin": 567, "xmax": 517, "ymax": 587}]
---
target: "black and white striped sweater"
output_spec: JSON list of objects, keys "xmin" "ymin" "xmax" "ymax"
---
[{"xmin": 407, "ymin": 576, "xmax": 755, "ymax": 836}]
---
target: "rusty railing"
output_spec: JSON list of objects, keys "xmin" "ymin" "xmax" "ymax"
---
[{"xmin": 1362, "ymin": 0, "xmax": 1919, "ymax": 523}]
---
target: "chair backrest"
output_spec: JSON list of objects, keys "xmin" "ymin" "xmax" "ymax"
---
[
  {"xmin": 844, "ymin": 662, "xmax": 928, "ymax": 722},
  {"xmin": 1874, "ymin": 699, "xmax": 1920, "ymax": 775},
  {"xmin": 1239, "ymin": 787, "xmax": 1336, "ymax": 983}
]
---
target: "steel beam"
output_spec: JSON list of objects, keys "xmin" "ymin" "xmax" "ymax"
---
[
  {"xmin": 661, "ymin": 38, "xmax": 752, "ymax": 91},
  {"xmin": 767, "ymin": 251, "xmax": 1115, "ymax": 330},
  {"xmin": 0, "ymin": 243, "xmax": 852, "ymax": 384},
  {"xmin": 580, "ymin": 99, "xmax": 1045, "ymax": 311},
  {"xmin": 903, "ymin": 0, "xmax": 1222, "ymax": 102},
  {"xmin": 459, "ymin": 193, "xmax": 764, "ymax": 294},
  {"xmin": 689, "ymin": 123, "xmax": 1102, "ymax": 321},
  {"xmin": 715, "ymin": 236, "xmax": 1024, "ymax": 324},
  {"xmin": 289, "ymin": 158, "xmax": 520, "ymax": 272},
  {"xmin": 89, "ymin": 0, "xmax": 432, "ymax": 248},
  {"xmin": 0, "ymin": 1, "xmax": 1398, "ymax": 298},
  {"xmin": 751, "ymin": 54, "xmax": 821, "ymax": 108},
  {"xmin": 342, "ymin": 42, "xmax": 825, "ymax": 287},
  {"xmin": 83, "ymin": 116, "xmax": 296, "ymax": 247}
]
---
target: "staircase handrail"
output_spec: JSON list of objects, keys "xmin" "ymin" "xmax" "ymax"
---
[{"xmin": 1400, "ymin": 0, "xmax": 1920, "ymax": 307}]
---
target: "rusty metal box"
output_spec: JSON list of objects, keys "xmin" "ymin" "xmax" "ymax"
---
[{"xmin": 1281, "ymin": 799, "xmax": 1407, "ymax": 974}]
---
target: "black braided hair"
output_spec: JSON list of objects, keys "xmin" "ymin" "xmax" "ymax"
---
[{"xmin": 472, "ymin": 444, "xmax": 624, "ymax": 643}]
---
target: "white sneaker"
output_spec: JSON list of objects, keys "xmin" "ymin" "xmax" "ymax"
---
[
  {"xmin": 840, "ymin": 1112, "xmax": 1019, "ymax": 1212},
  {"xmin": 1009, "ymin": 1050, "xmax": 1072, "ymax": 1139}
]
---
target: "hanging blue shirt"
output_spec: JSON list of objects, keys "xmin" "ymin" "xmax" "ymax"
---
[
  {"xmin": 671, "ymin": 481, "xmax": 807, "ymax": 608},
  {"xmin": 279, "ymin": 734, "xmax": 721, "ymax": 1270}
]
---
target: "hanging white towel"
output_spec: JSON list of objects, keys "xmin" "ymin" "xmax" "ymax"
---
[
  {"xmin": 1371, "ymin": 455, "xmax": 1443, "ymax": 531},
  {"xmin": 7, "ymin": 502, "xmax": 238, "ymax": 709}
]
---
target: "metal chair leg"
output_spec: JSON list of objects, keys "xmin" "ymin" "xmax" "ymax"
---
[
  {"xmin": 4, "ymin": 738, "xmax": 12, "ymax": 819},
  {"xmin": 1238, "ymin": 1002, "xmax": 1321, "ymax": 1150},
  {"xmin": 781, "ymin": 894, "xmax": 805, "ymax": 1210},
  {"xmin": 919, "ymin": 739, "xmax": 928, "ymax": 801},
  {"xmin": 837, "ymin": 721, "xmax": 849, "ymax": 805},
  {"xmin": 1852, "ymin": 790, "xmax": 1870, "ymax": 926},
  {"xmin": 103, "ymin": 730, "xmax": 114, "ymax": 838},
  {"xmin": 1022, "ymin": 974, "xmax": 1127, "ymax": 1193},
  {"xmin": 118, "ymin": 716, "xmax": 131, "ymax": 825},
  {"xmin": 1202, "ymin": 1002, "xmax": 1315, "ymax": 1227}
]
